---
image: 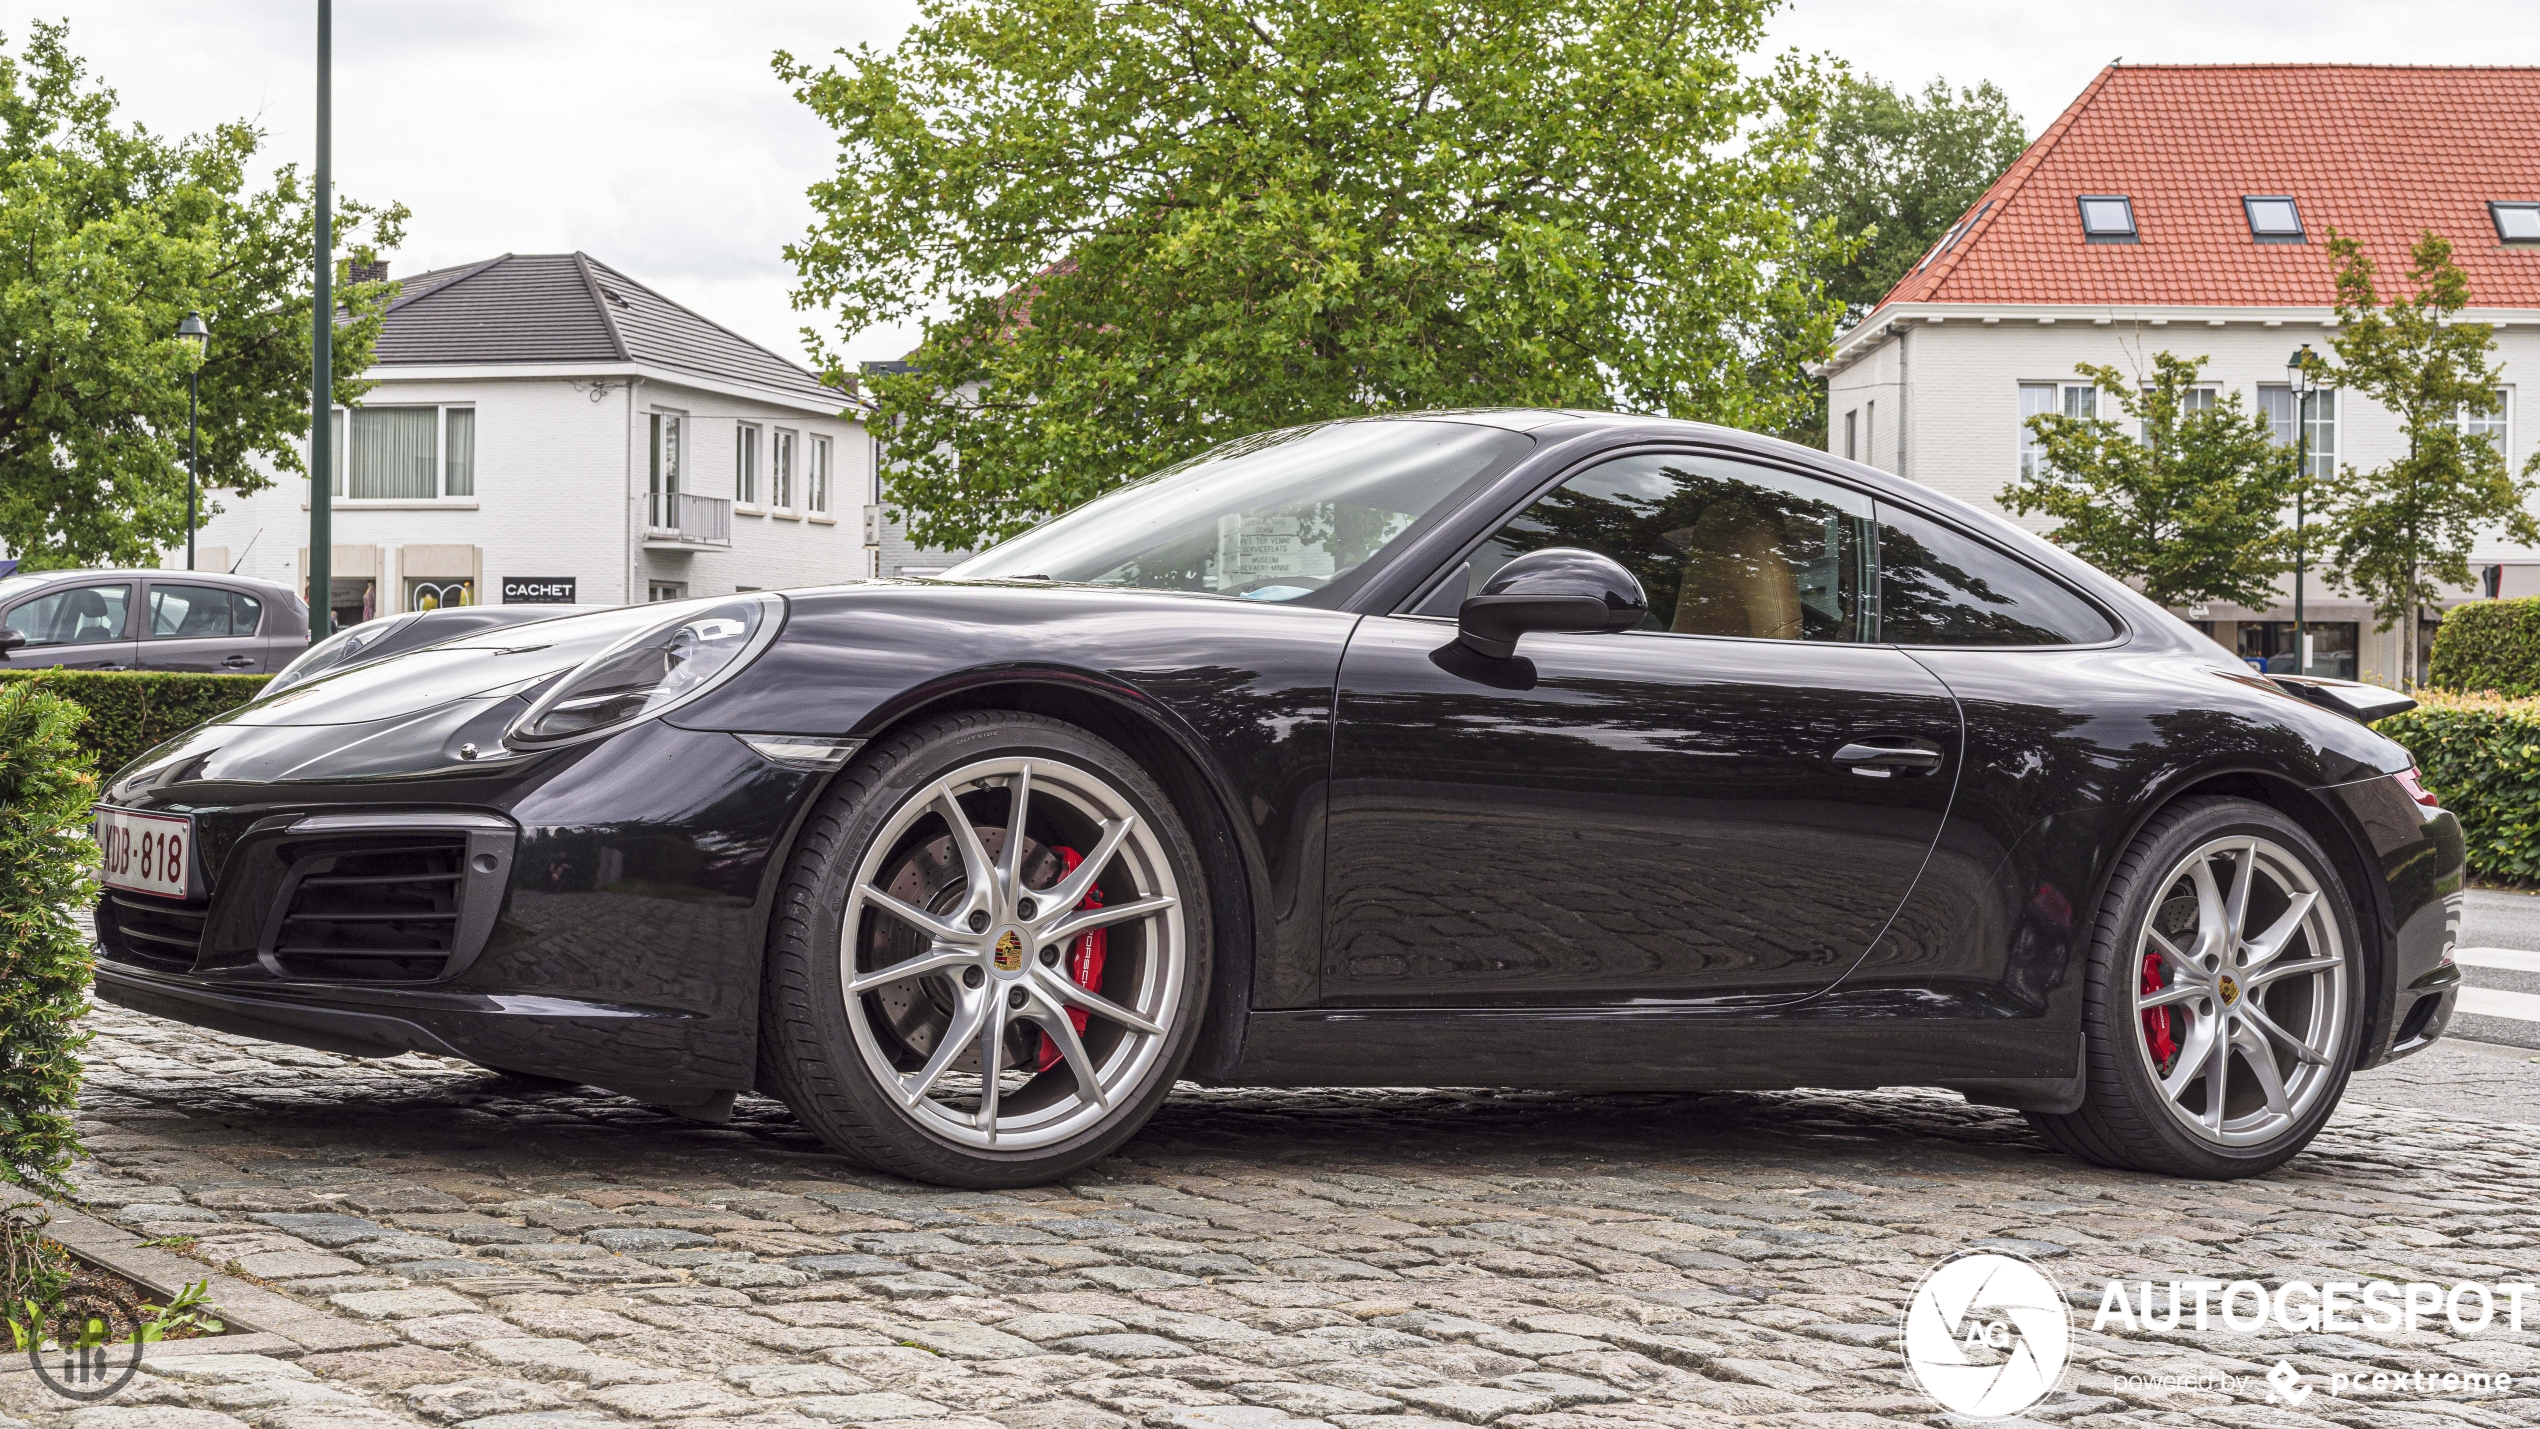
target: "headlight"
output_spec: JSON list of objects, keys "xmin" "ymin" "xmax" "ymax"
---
[
  {"xmin": 259, "ymin": 613, "xmax": 424, "ymax": 699},
  {"xmin": 504, "ymin": 594, "xmax": 782, "ymax": 749}
]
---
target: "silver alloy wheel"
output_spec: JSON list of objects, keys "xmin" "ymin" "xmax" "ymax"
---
[
  {"xmin": 2130, "ymin": 834, "xmax": 2347, "ymax": 1148},
  {"xmin": 839, "ymin": 756, "xmax": 1186, "ymax": 1151}
]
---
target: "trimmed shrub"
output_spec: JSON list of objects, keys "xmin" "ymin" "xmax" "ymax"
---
[
  {"xmin": 2374, "ymin": 689, "xmax": 2540, "ymax": 883},
  {"xmin": 2427, "ymin": 597, "xmax": 2540, "ymax": 696},
  {"xmin": 0, "ymin": 670, "xmax": 266, "ymax": 778},
  {"xmin": 0, "ymin": 677, "xmax": 96, "ymax": 1192}
]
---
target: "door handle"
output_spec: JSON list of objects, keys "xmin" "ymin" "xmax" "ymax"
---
[
  {"xmin": 1832, "ymin": 740, "xmax": 1945, "ymax": 778},
  {"xmin": 222, "ymin": 655, "xmax": 257, "ymax": 669}
]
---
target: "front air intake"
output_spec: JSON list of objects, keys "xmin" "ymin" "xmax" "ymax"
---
[{"xmin": 258, "ymin": 813, "xmax": 516, "ymax": 984}]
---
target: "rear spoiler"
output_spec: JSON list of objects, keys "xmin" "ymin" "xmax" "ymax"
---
[{"xmin": 2266, "ymin": 673, "xmax": 2417, "ymax": 724}]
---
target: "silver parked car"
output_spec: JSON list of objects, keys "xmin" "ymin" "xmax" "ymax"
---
[{"xmin": 0, "ymin": 569, "xmax": 309, "ymax": 673}]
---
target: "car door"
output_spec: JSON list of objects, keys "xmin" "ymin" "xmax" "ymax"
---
[
  {"xmin": 1, "ymin": 580, "xmax": 139, "ymax": 669},
  {"xmin": 139, "ymin": 581, "xmax": 269, "ymax": 672},
  {"xmin": 1324, "ymin": 449, "xmax": 1963, "ymax": 1006}
]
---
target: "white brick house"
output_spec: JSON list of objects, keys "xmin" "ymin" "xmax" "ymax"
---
[
  {"xmin": 191, "ymin": 253, "xmax": 875, "ymax": 628},
  {"xmin": 1823, "ymin": 65, "xmax": 2540, "ymax": 685}
]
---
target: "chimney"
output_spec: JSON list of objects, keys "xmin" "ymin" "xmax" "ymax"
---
[{"xmin": 347, "ymin": 259, "xmax": 390, "ymax": 283}]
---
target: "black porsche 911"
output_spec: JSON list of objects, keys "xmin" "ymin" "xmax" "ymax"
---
[{"xmin": 91, "ymin": 410, "xmax": 2464, "ymax": 1187}]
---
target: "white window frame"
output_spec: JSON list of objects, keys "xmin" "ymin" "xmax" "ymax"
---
[
  {"xmin": 2462, "ymin": 386, "xmax": 2512, "ymax": 457},
  {"xmin": 2258, "ymin": 385, "xmax": 2337, "ymax": 481},
  {"xmin": 770, "ymin": 428, "xmax": 798, "ymax": 514},
  {"xmin": 1842, "ymin": 409, "xmax": 1858, "ymax": 461},
  {"xmin": 735, "ymin": 422, "xmax": 762, "ymax": 510},
  {"xmin": 2017, "ymin": 381, "xmax": 2099, "ymax": 479},
  {"xmin": 326, "ymin": 403, "xmax": 477, "ymax": 503},
  {"xmin": 808, "ymin": 435, "xmax": 833, "ymax": 516}
]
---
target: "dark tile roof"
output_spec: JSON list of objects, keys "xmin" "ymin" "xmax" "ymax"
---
[
  {"xmin": 371, "ymin": 252, "xmax": 839, "ymax": 404},
  {"xmin": 1875, "ymin": 65, "xmax": 2540, "ymax": 314}
]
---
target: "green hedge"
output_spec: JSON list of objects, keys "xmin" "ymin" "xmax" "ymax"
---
[
  {"xmin": 2375, "ymin": 689, "xmax": 2540, "ymax": 883},
  {"xmin": 0, "ymin": 670, "xmax": 267, "ymax": 778},
  {"xmin": 0, "ymin": 678, "xmax": 97, "ymax": 1192},
  {"xmin": 2427, "ymin": 597, "xmax": 2540, "ymax": 696}
]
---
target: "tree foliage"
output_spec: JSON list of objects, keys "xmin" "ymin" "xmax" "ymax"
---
[
  {"xmin": 1799, "ymin": 74, "xmax": 2028, "ymax": 324},
  {"xmin": 2000, "ymin": 353, "xmax": 2298, "ymax": 609},
  {"xmin": 2319, "ymin": 229, "xmax": 2540, "ymax": 684},
  {"xmin": 783, "ymin": 0, "xmax": 1847, "ymax": 550},
  {"xmin": 0, "ymin": 23, "xmax": 405, "ymax": 569}
]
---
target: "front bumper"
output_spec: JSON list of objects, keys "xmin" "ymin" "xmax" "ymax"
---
[{"xmin": 90, "ymin": 720, "xmax": 831, "ymax": 1107}]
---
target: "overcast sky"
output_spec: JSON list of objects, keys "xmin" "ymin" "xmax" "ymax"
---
[{"xmin": 26, "ymin": 0, "xmax": 2540, "ymax": 374}]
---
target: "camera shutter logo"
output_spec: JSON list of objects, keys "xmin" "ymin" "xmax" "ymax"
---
[{"xmin": 1904, "ymin": 1252, "xmax": 2071, "ymax": 1417}]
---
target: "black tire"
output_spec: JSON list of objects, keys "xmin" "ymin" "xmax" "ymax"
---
[
  {"xmin": 759, "ymin": 710, "xmax": 1210, "ymax": 1187},
  {"xmin": 2028, "ymin": 796, "xmax": 2363, "ymax": 1179}
]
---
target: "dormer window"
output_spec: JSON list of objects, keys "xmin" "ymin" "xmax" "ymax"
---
[
  {"xmin": 2077, "ymin": 195, "xmax": 2137, "ymax": 243},
  {"xmin": 2245, "ymin": 196, "xmax": 2306, "ymax": 243},
  {"xmin": 2493, "ymin": 202, "xmax": 2540, "ymax": 245}
]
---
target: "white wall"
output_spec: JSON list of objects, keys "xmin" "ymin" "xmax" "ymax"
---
[{"xmin": 192, "ymin": 371, "xmax": 871, "ymax": 615}]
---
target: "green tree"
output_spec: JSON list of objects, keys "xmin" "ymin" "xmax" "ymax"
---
[
  {"xmin": 2318, "ymin": 228, "xmax": 2540, "ymax": 685},
  {"xmin": 2000, "ymin": 353, "xmax": 2298, "ymax": 608},
  {"xmin": 783, "ymin": 0, "xmax": 1846, "ymax": 551},
  {"xmin": 0, "ymin": 23, "xmax": 405, "ymax": 569},
  {"xmin": 1801, "ymin": 74, "xmax": 2028, "ymax": 323},
  {"xmin": 1770, "ymin": 73, "xmax": 2026, "ymax": 448}
]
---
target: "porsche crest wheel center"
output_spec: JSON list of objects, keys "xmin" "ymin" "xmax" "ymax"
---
[{"xmin": 993, "ymin": 930, "xmax": 1025, "ymax": 973}]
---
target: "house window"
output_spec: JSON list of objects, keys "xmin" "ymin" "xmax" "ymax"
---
[
  {"xmin": 2077, "ymin": 194, "xmax": 2137, "ymax": 243},
  {"xmin": 2463, "ymin": 387, "xmax": 2511, "ymax": 453},
  {"xmin": 1863, "ymin": 401, "xmax": 1875, "ymax": 469},
  {"xmin": 735, "ymin": 424, "xmax": 761, "ymax": 506},
  {"xmin": 2259, "ymin": 385, "xmax": 2337, "ymax": 480},
  {"xmin": 2181, "ymin": 387, "xmax": 2217, "ymax": 415},
  {"xmin": 329, "ymin": 405, "xmax": 476, "ymax": 499},
  {"xmin": 1843, "ymin": 409, "xmax": 1858, "ymax": 461},
  {"xmin": 648, "ymin": 581, "xmax": 688, "ymax": 603},
  {"xmin": 2018, "ymin": 382, "xmax": 2101, "ymax": 477},
  {"xmin": 2244, "ymin": 195, "xmax": 2306, "ymax": 243},
  {"xmin": 2491, "ymin": 203, "xmax": 2540, "ymax": 245},
  {"xmin": 648, "ymin": 411, "xmax": 684, "ymax": 530},
  {"xmin": 771, "ymin": 429, "xmax": 797, "ymax": 510},
  {"xmin": 808, "ymin": 436, "xmax": 832, "ymax": 514}
]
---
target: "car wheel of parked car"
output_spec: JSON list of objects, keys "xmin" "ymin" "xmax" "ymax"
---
[
  {"xmin": 760, "ymin": 710, "xmax": 1209, "ymax": 1187},
  {"xmin": 2031, "ymin": 796, "xmax": 2361, "ymax": 1179}
]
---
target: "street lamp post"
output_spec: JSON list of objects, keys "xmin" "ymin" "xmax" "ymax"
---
[
  {"xmin": 177, "ymin": 311, "xmax": 209, "ymax": 570},
  {"xmin": 2288, "ymin": 345, "xmax": 2315, "ymax": 675},
  {"xmin": 309, "ymin": 0, "xmax": 334, "ymax": 644}
]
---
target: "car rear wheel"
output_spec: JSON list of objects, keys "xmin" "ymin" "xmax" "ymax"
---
[
  {"xmin": 760, "ymin": 711, "xmax": 1208, "ymax": 1187},
  {"xmin": 2029, "ymin": 796, "xmax": 2361, "ymax": 1179}
]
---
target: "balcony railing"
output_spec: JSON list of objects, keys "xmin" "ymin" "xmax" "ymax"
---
[{"xmin": 646, "ymin": 491, "xmax": 732, "ymax": 547}]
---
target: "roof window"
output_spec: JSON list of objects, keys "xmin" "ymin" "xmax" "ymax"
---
[
  {"xmin": 2244, "ymin": 196, "xmax": 2306, "ymax": 243},
  {"xmin": 2493, "ymin": 202, "xmax": 2540, "ymax": 245},
  {"xmin": 2077, "ymin": 195, "xmax": 2137, "ymax": 243}
]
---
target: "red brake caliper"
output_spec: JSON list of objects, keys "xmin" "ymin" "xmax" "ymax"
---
[
  {"xmin": 1036, "ymin": 846, "xmax": 1106, "ymax": 1072},
  {"xmin": 2141, "ymin": 950, "xmax": 2178, "ymax": 1070}
]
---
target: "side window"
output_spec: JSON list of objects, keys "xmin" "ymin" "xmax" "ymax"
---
[
  {"xmin": 8, "ymin": 584, "xmax": 132, "ymax": 647},
  {"xmin": 233, "ymin": 592, "xmax": 264, "ymax": 634},
  {"xmin": 1453, "ymin": 453, "xmax": 1875, "ymax": 642},
  {"xmin": 149, "ymin": 583, "xmax": 243, "ymax": 638},
  {"xmin": 1875, "ymin": 502, "xmax": 2116, "ymax": 645}
]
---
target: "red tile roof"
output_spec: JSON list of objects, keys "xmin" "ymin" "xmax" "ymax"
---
[{"xmin": 1873, "ymin": 65, "xmax": 2540, "ymax": 314}]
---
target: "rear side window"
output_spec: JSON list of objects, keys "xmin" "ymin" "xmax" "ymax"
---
[{"xmin": 1875, "ymin": 502, "xmax": 2116, "ymax": 646}]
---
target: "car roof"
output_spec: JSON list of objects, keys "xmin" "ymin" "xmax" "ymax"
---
[{"xmin": 8, "ymin": 568, "xmax": 294, "ymax": 592}]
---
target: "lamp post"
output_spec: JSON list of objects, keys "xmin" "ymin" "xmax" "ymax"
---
[
  {"xmin": 176, "ymin": 311, "xmax": 209, "ymax": 570},
  {"xmin": 2288, "ymin": 344, "xmax": 2315, "ymax": 675},
  {"xmin": 308, "ymin": 0, "xmax": 333, "ymax": 643}
]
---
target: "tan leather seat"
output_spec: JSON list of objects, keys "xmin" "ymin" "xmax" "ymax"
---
[{"xmin": 1669, "ymin": 504, "xmax": 1803, "ymax": 638}]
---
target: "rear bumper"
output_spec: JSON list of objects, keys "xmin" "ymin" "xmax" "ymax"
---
[{"xmin": 2321, "ymin": 772, "xmax": 2465, "ymax": 1068}]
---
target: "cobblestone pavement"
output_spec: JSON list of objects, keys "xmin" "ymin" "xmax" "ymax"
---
[{"xmin": 6, "ymin": 1000, "xmax": 2539, "ymax": 1429}]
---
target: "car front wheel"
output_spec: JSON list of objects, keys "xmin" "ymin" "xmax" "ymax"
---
[
  {"xmin": 2030, "ymin": 796, "xmax": 2361, "ymax": 1179},
  {"xmin": 760, "ymin": 711, "xmax": 1208, "ymax": 1187}
]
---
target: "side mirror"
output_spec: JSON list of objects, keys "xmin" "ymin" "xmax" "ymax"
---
[
  {"xmin": 0, "ymin": 626, "xmax": 23, "ymax": 654},
  {"xmin": 1457, "ymin": 548, "xmax": 1649, "ymax": 658}
]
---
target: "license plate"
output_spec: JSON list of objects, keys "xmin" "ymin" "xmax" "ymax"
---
[{"xmin": 96, "ymin": 806, "xmax": 193, "ymax": 900}]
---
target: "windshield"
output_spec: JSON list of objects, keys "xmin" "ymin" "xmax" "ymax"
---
[{"xmin": 945, "ymin": 419, "xmax": 1530, "ymax": 601}]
